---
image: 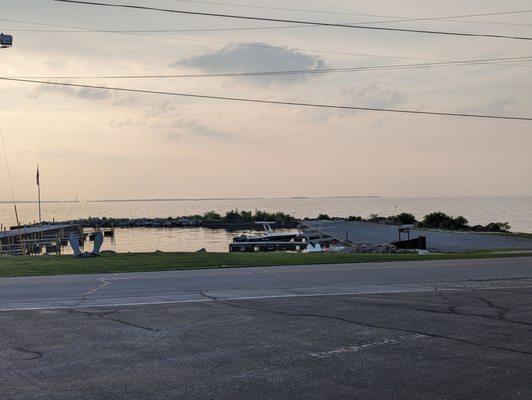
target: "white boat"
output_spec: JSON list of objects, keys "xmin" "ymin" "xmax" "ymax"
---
[{"xmin": 232, "ymin": 222, "xmax": 301, "ymax": 243}]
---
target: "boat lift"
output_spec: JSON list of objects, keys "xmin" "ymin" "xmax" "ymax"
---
[{"xmin": 0, "ymin": 33, "xmax": 13, "ymax": 48}]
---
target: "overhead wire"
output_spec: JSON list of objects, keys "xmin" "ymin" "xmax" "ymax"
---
[
  {"xmin": 0, "ymin": 126, "xmax": 17, "ymax": 208},
  {"xmin": 0, "ymin": 126, "xmax": 23, "ymax": 237},
  {"xmin": 169, "ymin": 1, "xmax": 532, "ymax": 27},
  {"xmin": 167, "ymin": 0, "xmax": 532, "ymax": 20},
  {"xmin": 53, "ymin": 0, "xmax": 532, "ymax": 41},
  {"xmin": 5, "ymin": 26, "xmax": 302, "ymax": 33},
  {"xmin": 0, "ymin": 17, "xmax": 475, "ymax": 63},
  {"xmin": 3, "ymin": 17, "xmax": 532, "ymax": 66},
  {"xmin": 1, "ymin": 77, "xmax": 531, "ymax": 121},
  {"xmin": 0, "ymin": 17, "xmax": 302, "ymax": 33},
  {"xmin": 7, "ymin": 56, "xmax": 532, "ymax": 80}
]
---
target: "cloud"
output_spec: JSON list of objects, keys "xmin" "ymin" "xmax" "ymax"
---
[
  {"xmin": 304, "ymin": 81, "xmax": 405, "ymax": 124},
  {"xmin": 460, "ymin": 97, "xmax": 519, "ymax": 116},
  {"xmin": 173, "ymin": 43, "xmax": 326, "ymax": 85},
  {"xmin": 166, "ymin": 119, "xmax": 238, "ymax": 142},
  {"xmin": 345, "ymin": 82, "xmax": 404, "ymax": 109},
  {"xmin": 29, "ymin": 84, "xmax": 111, "ymax": 100}
]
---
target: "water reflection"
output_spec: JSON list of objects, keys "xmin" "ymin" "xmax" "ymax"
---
[{"xmin": 69, "ymin": 228, "xmax": 269, "ymax": 254}]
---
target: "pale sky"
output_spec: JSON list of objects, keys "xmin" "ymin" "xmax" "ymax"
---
[{"xmin": 1, "ymin": 0, "xmax": 531, "ymax": 200}]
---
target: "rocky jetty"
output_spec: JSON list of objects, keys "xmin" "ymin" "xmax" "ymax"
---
[
  {"xmin": 48, "ymin": 210, "xmax": 300, "ymax": 231},
  {"xmin": 44, "ymin": 210, "xmax": 510, "ymax": 234}
]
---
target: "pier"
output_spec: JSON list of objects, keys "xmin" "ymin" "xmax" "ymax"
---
[{"xmin": 0, "ymin": 224, "xmax": 82, "ymax": 255}]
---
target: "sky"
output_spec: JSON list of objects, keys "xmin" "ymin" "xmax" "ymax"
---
[{"xmin": 1, "ymin": 0, "xmax": 531, "ymax": 200}]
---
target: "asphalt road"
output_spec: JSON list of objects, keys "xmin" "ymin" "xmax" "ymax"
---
[
  {"xmin": 306, "ymin": 220, "xmax": 532, "ymax": 252},
  {"xmin": 1, "ymin": 257, "xmax": 531, "ymax": 399}
]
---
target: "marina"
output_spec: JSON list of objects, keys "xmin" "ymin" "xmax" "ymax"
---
[
  {"xmin": 229, "ymin": 222, "xmax": 345, "ymax": 253},
  {"xmin": 0, "ymin": 224, "xmax": 114, "ymax": 255},
  {"xmin": 2, "ymin": 2, "xmax": 532, "ymax": 400}
]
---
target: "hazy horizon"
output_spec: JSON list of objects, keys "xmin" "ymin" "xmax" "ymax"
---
[
  {"xmin": 1, "ymin": 1, "xmax": 531, "ymax": 200},
  {"xmin": 2, "ymin": 194, "xmax": 532, "ymax": 204}
]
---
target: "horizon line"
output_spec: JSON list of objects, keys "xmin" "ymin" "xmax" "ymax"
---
[
  {"xmin": 2, "ymin": 194, "xmax": 532, "ymax": 204},
  {"xmin": 0, "ymin": 195, "xmax": 382, "ymax": 204}
]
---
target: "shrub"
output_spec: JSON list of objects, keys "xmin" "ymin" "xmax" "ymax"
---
[
  {"xmin": 484, "ymin": 222, "xmax": 511, "ymax": 232},
  {"xmin": 224, "ymin": 209, "xmax": 242, "ymax": 221},
  {"xmin": 368, "ymin": 214, "xmax": 392, "ymax": 224},
  {"xmin": 316, "ymin": 214, "xmax": 331, "ymax": 220},
  {"xmin": 449, "ymin": 216, "xmax": 469, "ymax": 230},
  {"xmin": 390, "ymin": 213, "xmax": 417, "ymax": 225},
  {"xmin": 240, "ymin": 210, "xmax": 253, "ymax": 222},
  {"xmin": 348, "ymin": 215, "xmax": 363, "ymax": 222},
  {"xmin": 254, "ymin": 210, "xmax": 295, "ymax": 222},
  {"xmin": 421, "ymin": 212, "xmax": 468, "ymax": 230},
  {"xmin": 203, "ymin": 211, "xmax": 222, "ymax": 220},
  {"xmin": 368, "ymin": 214, "xmax": 381, "ymax": 222}
]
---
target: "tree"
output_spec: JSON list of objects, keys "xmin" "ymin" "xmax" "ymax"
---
[
  {"xmin": 421, "ymin": 212, "xmax": 469, "ymax": 230},
  {"xmin": 391, "ymin": 213, "xmax": 417, "ymax": 225},
  {"xmin": 203, "ymin": 211, "xmax": 222, "ymax": 220}
]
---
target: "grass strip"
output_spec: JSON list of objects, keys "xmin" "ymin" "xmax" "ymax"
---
[{"xmin": 0, "ymin": 251, "xmax": 530, "ymax": 278}]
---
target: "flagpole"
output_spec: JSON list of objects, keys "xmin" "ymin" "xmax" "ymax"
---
[{"xmin": 37, "ymin": 163, "xmax": 42, "ymax": 225}]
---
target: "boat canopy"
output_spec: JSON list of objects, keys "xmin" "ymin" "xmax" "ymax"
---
[{"xmin": 0, "ymin": 33, "xmax": 13, "ymax": 48}]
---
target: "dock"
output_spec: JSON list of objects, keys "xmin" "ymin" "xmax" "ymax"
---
[
  {"xmin": 0, "ymin": 224, "xmax": 82, "ymax": 255},
  {"xmin": 229, "ymin": 241, "xmax": 307, "ymax": 252}
]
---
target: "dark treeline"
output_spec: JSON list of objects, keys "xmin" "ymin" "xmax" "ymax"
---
[
  {"xmin": 48, "ymin": 210, "xmax": 510, "ymax": 233},
  {"xmin": 317, "ymin": 212, "xmax": 510, "ymax": 233},
  {"xmin": 50, "ymin": 210, "xmax": 298, "ymax": 230}
]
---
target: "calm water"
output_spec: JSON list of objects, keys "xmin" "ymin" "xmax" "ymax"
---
[{"xmin": 1, "ymin": 196, "xmax": 531, "ymax": 253}]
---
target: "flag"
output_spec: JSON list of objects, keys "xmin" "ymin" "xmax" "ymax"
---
[{"xmin": 36, "ymin": 165, "xmax": 40, "ymax": 186}]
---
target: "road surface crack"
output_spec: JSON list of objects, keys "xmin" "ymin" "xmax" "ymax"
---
[
  {"xmin": 334, "ymin": 293, "xmax": 532, "ymax": 327},
  {"xmin": 66, "ymin": 309, "xmax": 160, "ymax": 332},
  {"xmin": 14, "ymin": 347, "xmax": 43, "ymax": 360},
  {"xmin": 199, "ymin": 292, "xmax": 532, "ymax": 356}
]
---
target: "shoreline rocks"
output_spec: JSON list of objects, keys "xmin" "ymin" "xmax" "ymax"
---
[
  {"xmin": 37, "ymin": 209, "xmax": 511, "ymax": 234},
  {"xmin": 42, "ymin": 217, "xmax": 300, "ymax": 231}
]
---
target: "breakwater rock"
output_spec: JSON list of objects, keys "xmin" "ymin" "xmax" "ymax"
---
[
  {"xmin": 48, "ymin": 217, "xmax": 300, "ymax": 231},
  {"xmin": 41, "ymin": 210, "xmax": 511, "ymax": 234}
]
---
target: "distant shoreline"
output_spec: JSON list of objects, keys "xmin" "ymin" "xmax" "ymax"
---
[
  {"xmin": 0, "ymin": 196, "xmax": 382, "ymax": 204},
  {"xmin": 2, "ymin": 195, "xmax": 531, "ymax": 204},
  {"xmin": 88, "ymin": 196, "xmax": 382, "ymax": 203},
  {"xmin": 0, "ymin": 201, "xmax": 80, "ymax": 204}
]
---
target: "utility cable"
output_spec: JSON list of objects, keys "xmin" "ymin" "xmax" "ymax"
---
[
  {"xmin": 0, "ymin": 126, "xmax": 25, "ymax": 254},
  {"xmin": 7, "ymin": 56, "xmax": 532, "ymax": 80},
  {"xmin": 168, "ymin": 1, "xmax": 532, "ymax": 27},
  {"xmin": 168, "ymin": 0, "xmax": 532, "ymax": 20},
  {"xmin": 1, "ymin": 76, "xmax": 531, "ymax": 121},
  {"xmin": 2, "ymin": 17, "xmax": 529, "ymax": 65},
  {"xmin": 53, "ymin": 1, "xmax": 532, "ymax": 41}
]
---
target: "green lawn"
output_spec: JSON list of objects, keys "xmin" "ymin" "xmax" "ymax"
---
[{"xmin": 0, "ymin": 251, "xmax": 530, "ymax": 278}]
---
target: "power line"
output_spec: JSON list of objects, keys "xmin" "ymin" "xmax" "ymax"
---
[
  {"xmin": 0, "ymin": 126, "xmax": 17, "ymax": 206},
  {"xmin": 8, "ymin": 56, "xmax": 532, "ymax": 80},
  {"xmin": 4, "ymin": 10, "xmax": 532, "ymax": 36},
  {"xmin": 6, "ymin": 26, "xmax": 302, "ymax": 33},
  {"xmin": 169, "ymin": 0, "xmax": 532, "ymax": 19},
  {"xmin": 53, "ymin": 0, "xmax": 532, "ymax": 41},
  {"xmin": 169, "ymin": 0, "xmax": 532, "ymax": 27},
  {"xmin": 0, "ymin": 18, "xmax": 468, "ymax": 63},
  {"xmin": 1, "ymin": 18, "xmax": 302, "ymax": 33},
  {"xmin": 5, "ymin": 17, "xmax": 532, "ymax": 68},
  {"xmin": 1, "ymin": 76, "xmax": 531, "ymax": 121}
]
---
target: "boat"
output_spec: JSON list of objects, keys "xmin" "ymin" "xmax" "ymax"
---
[
  {"xmin": 229, "ymin": 222, "xmax": 347, "ymax": 253},
  {"xmin": 232, "ymin": 222, "xmax": 301, "ymax": 243},
  {"xmin": 229, "ymin": 222, "xmax": 305, "ymax": 252}
]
